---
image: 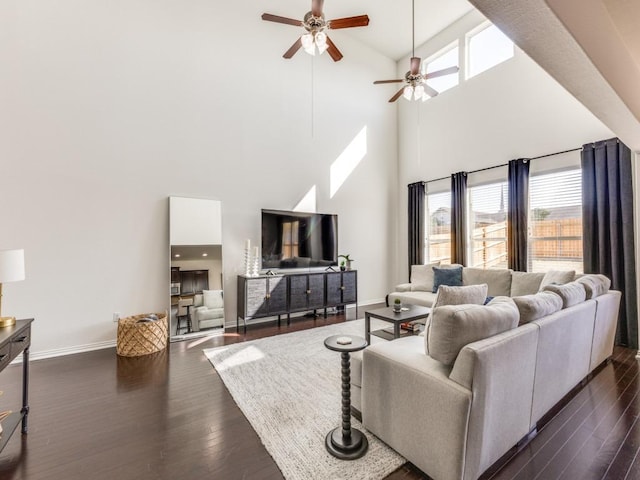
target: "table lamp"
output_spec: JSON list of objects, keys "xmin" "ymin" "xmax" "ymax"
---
[{"xmin": 0, "ymin": 249, "xmax": 25, "ymax": 327}]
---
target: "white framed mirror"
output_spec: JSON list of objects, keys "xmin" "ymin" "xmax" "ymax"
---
[{"xmin": 169, "ymin": 196, "xmax": 224, "ymax": 341}]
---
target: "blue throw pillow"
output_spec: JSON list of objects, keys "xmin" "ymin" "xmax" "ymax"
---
[
  {"xmin": 432, "ymin": 266, "xmax": 463, "ymax": 293},
  {"xmin": 483, "ymin": 296, "xmax": 495, "ymax": 305}
]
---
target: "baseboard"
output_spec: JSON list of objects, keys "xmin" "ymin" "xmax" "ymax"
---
[{"xmin": 11, "ymin": 340, "xmax": 116, "ymax": 364}]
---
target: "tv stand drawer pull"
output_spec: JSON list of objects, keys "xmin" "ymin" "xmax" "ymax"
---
[
  {"xmin": 13, "ymin": 336, "xmax": 27, "ymax": 343},
  {"xmin": 0, "ymin": 354, "xmax": 6, "ymax": 361}
]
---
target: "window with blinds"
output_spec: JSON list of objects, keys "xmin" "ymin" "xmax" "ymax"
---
[
  {"xmin": 528, "ymin": 169, "xmax": 583, "ymax": 273},
  {"xmin": 425, "ymin": 190, "xmax": 452, "ymax": 264},
  {"xmin": 467, "ymin": 181, "xmax": 509, "ymax": 268}
]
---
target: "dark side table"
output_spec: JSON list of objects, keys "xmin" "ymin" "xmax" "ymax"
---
[{"xmin": 324, "ymin": 334, "xmax": 368, "ymax": 460}]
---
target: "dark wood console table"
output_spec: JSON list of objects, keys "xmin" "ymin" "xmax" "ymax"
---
[{"xmin": 0, "ymin": 318, "xmax": 32, "ymax": 453}]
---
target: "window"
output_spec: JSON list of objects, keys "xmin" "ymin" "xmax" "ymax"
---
[
  {"xmin": 281, "ymin": 220, "xmax": 299, "ymax": 259},
  {"xmin": 468, "ymin": 181, "xmax": 509, "ymax": 268},
  {"xmin": 467, "ymin": 24, "xmax": 514, "ymax": 78},
  {"xmin": 425, "ymin": 190, "xmax": 452, "ymax": 264},
  {"xmin": 528, "ymin": 169, "xmax": 583, "ymax": 273},
  {"xmin": 424, "ymin": 42, "xmax": 459, "ymax": 96}
]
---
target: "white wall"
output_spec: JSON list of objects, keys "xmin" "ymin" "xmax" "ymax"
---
[
  {"xmin": 395, "ymin": 10, "xmax": 614, "ymax": 284},
  {"xmin": 0, "ymin": 0, "xmax": 398, "ymax": 357}
]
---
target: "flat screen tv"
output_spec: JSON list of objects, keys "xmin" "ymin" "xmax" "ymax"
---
[{"xmin": 261, "ymin": 209, "xmax": 338, "ymax": 270}]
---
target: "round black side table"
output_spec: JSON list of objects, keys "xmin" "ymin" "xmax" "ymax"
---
[{"xmin": 324, "ymin": 334, "xmax": 369, "ymax": 460}]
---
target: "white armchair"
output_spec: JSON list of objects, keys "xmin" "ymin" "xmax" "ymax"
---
[{"xmin": 192, "ymin": 290, "xmax": 224, "ymax": 331}]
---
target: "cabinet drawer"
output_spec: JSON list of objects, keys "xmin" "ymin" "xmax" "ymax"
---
[
  {"xmin": 0, "ymin": 343, "xmax": 11, "ymax": 370},
  {"xmin": 10, "ymin": 327, "xmax": 30, "ymax": 362}
]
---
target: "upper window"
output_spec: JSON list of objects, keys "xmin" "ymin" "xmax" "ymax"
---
[
  {"xmin": 528, "ymin": 169, "xmax": 583, "ymax": 273},
  {"xmin": 467, "ymin": 181, "xmax": 508, "ymax": 268},
  {"xmin": 467, "ymin": 24, "xmax": 514, "ymax": 78},
  {"xmin": 424, "ymin": 42, "xmax": 459, "ymax": 96},
  {"xmin": 425, "ymin": 190, "xmax": 452, "ymax": 264}
]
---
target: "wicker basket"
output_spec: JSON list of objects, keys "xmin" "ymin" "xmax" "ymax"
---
[{"xmin": 116, "ymin": 312, "xmax": 168, "ymax": 357}]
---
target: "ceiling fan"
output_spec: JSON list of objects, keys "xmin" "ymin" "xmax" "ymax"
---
[
  {"xmin": 374, "ymin": 0, "xmax": 459, "ymax": 102},
  {"xmin": 261, "ymin": 0, "xmax": 369, "ymax": 62}
]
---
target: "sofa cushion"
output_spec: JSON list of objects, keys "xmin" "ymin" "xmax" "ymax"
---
[
  {"xmin": 433, "ymin": 284, "xmax": 488, "ymax": 309},
  {"xmin": 410, "ymin": 262, "xmax": 440, "ymax": 292},
  {"xmin": 510, "ymin": 271, "xmax": 545, "ymax": 296},
  {"xmin": 427, "ymin": 297, "xmax": 519, "ymax": 366},
  {"xmin": 542, "ymin": 282, "xmax": 586, "ymax": 308},
  {"xmin": 203, "ymin": 289, "xmax": 224, "ymax": 309},
  {"xmin": 539, "ymin": 270, "xmax": 575, "ymax": 290},
  {"xmin": 432, "ymin": 265, "xmax": 463, "ymax": 293},
  {"xmin": 394, "ymin": 283, "xmax": 412, "ymax": 292},
  {"xmin": 577, "ymin": 274, "xmax": 611, "ymax": 299},
  {"xmin": 462, "ymin": 268, "xmax": 512, "ymax": 296},
  {"xmin": 388, "ymin": 291, "xmax": 438, "ymax": 308},
  {"xmin": 513, "ymin": 291, "xmax": 563, "ymax": 324}
]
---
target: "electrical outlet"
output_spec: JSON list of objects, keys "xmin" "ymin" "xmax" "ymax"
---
[{"xmin": 113, "ymin": 312, "xmax": 120, "ymax": 322}]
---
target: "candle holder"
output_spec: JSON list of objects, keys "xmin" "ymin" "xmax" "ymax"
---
[{"xmin": 244, "ymin": 247, "xmax": 252, "ymax": 277}]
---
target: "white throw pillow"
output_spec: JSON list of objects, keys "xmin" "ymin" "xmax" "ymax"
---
[
  {"xmin": 432, "ymin": 284, "xmax": 488, "ymax": 309},
  {"xmin": 203, "ymin": 289, "xmax": 224, "ymax": 309},
  {"xmin": 512, "ymin": 291, "xmax": 563, "ymax": 324},
  {"xmin": 410, "ymin": 261, "xmax": 440, "ymax": 292},
  {"xmin": 539, "ymin": 270, "xmax": 575, "ymax": 290}
]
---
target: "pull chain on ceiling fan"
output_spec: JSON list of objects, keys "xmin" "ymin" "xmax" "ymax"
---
[
  {"xmin": 262, "ymin": 0, "xmax": 369, "ymax": 62},
  {"xmin": 373, "ymin": 0, "xmax": 459, "ymax": 102}
]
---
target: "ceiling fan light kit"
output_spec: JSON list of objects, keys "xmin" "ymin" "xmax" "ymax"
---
[{"xmin": 262, "ymin": 0, "xmax": 369, "ymax": 62}]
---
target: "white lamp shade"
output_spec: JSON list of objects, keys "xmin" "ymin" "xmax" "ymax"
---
[
  {"xmin": 403, "ymin": 86, "xmax": 414, "ymax": 100},
  {"xmin": 0, "ymin": 249, "xmax": 25, "ymax": 283},
  {"xmin": 413, "ymin": 84, "xmax": 425, "ymax": 100}
]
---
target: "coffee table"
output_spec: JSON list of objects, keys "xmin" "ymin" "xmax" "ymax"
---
[{"xmin": 364, "ymin": 305, "xmax": 431, "ymax": 343}]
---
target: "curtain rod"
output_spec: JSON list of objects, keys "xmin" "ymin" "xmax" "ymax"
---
[{"xmin": 420, "ymin": 146, "xmax": 582, "ymax": 185}]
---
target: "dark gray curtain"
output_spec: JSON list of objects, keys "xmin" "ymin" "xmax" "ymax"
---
[
  {"xmin": 408, "ymin": 182, "xmax": 425, "ymax": 277},
  {"xmin": 582, "ymin": 138, "xmax": 637, "ymax": 349},
  {"xmin": 507, "ymin": 159, "xmax": 530, "ymax": 271},
  {"xmin": 451, "ymin": 172, "xmax": 467, "ymax": 265}
]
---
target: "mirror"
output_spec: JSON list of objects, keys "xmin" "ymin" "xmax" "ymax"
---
[{"xmin": 169, "ymin": 197, "xmax": 224, "ymax": 341}]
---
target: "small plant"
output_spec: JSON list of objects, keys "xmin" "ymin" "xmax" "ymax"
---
[
  {"xmin": 394, "ymin": 298, "xmax": 401, "ymax": 305},
  {"xmin": 338, "ymin": 254, "xmax": 354, "ymax": 262},
  {"xmin": 338, "ymin": 254, "xmax": 354, "ymax": 271},
  {"xmin": 393, "ymin": 298, "xmax": 402, "ymax": 312}
]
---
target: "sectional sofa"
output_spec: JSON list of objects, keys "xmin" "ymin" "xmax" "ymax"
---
[{"xmin": 352, "ymin": 265, "xmax": 620, "ymax": 480}]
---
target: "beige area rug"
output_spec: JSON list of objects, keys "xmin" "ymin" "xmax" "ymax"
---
[{"xmin": 203, "ymin": 318, "xmax": 405, "ymax": 480}]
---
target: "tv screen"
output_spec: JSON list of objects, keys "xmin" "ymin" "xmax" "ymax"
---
[{"xmin": 261, "ymin": 209, "xmax": 338, "ymax": 270}]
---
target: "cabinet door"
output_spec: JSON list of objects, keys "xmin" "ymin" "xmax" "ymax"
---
[
  {"xmin": 289, "ymin": 275, "xmax": 308, "ymax": 312},
  {"xmin": 267, "ymin": 277, "xmax": 288, "ymax": 314},
  {"xmin": 180, "ymin": 271, "xmax": 196, "ymax": 295},
  {"xmin": 342, "ymin": 271, "xmax": 357, "ymax": 304},
  {"xmin": 194, "ymin": 270, "xmax": 209, "ymax": 293},
  {"xmin": 171, "ymin": 267, "xmax": 181, "ymax": 283},
  {"xmin": 246, "ymin": 278, "xmax": 268, "ymax": 317},
  {"xmin": 326, "ymin": 272, "xmax": 343, "ymax": 306},
  {"xmin": 307, "ymin": 274, "xmax": 325, "ymax": 309}
]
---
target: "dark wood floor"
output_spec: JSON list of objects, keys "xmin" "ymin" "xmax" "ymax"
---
[{"xmin": 0, "ymin": 310, "xmax": 637, "ymax": 480}]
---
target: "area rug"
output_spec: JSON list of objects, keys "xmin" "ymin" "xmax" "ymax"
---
[{"xmin": 203, "ymin": 319, "xmax": 405, "ymax": 480}]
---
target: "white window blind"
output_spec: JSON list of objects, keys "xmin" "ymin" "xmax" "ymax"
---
[
  {"xmin": 467, "ymin": 180, "xmax": 508, "ymax": 268},
  {"xmin": 528, "ymin": 169, "xmax": 583, "ymax": 273}
]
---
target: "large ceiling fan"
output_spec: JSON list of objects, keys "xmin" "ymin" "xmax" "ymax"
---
[
  {"xmin": 374, "ymin": 0, "xmax": 459, "ymax": 102},
  {"xmin": 261, "ymin": 0, "xmax": 369, "ymax": 62}
]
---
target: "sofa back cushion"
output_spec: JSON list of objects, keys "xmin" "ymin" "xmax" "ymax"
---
[
  {"xmin": 510, "ymin": 271, "xmax": 545, "ymax": 296},
  {"xmin": 203, "ymin": 289, "xmax": 224, "ymax": 309},
  {"xmin": 427, "ymin": 297, "xmax": 519, "ymax": 366},
  {"xmin": 542, "ymin": 282, "xmax": 586, "ymax": 308},
  {"xmin": 513, "ymin": 291, "xmax": 563, "ymax": 324},
  {"xmin": 433, "ymin": 284, "xmax": 488, "ymax": 309},
  {"xmin": 462, "ymin": 267, "xmax": 512, "ymax": 296},
  {"xmin": 539, "ymin": 270, "xmax": 576, "ymax": 290},
  {"xmin": 432, "ymin": 265, "xmax": 463, "ymax": 293},
  {"xmin": 410, "ymin": 262, "xmax": 440, "ymax": 292},
  {"xmin": 577, "ymin": 274, "xmax": 611, "ymax": 299}
]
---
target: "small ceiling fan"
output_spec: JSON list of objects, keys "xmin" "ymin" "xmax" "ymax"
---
[
  {"xmin": 374, "ymin": 0, "xmax": 459, "ymax": 102},
  {"xmin": 262, "ymin": 0, "xmax": 369, "ymax": 62}
]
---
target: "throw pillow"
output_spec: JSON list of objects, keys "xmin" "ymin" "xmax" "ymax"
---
[
  {"xmin": 513, "ymin": 291, "xmax": 563, "ymax": 324},
  {"xmin": 510, "ymin": 271, "xmax": 545, "ymax": 296},
  {"xmin": 432, "ymin": 284, "xmax": 488, "ymax": 309},
  {"xmin": 426, "ymin": 297, "xmax": 519, "ymax": 365},
  {"xmin": 539, "ymin": 270, "xmax": 576, "ymax": 290},
  {"xmin": 577, "ymin": 274, "xmax": 611, "ymax": 299},
  {"xmin": 410, "ymin": 261, "xmax": 440, "ymax": 292},
  {"xmin": 203, "ymin": 289, "xmax": 224, "ymax": 309},
  {"xmin": 432, "ymin": 265, "xmax": 463, "ymax": 293},
  {"xmin": 542, "ymin": 282, "xmax": 586, "ymax": 308}
]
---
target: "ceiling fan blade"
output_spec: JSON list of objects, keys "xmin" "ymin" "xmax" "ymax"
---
[
  {"xmin": 389, "ymin": 87, "xmax": 405, "ymax": 103},
  {"xmin": 311, "ymin": 0, "xmax": 324, "ymax": 17},
  {"xmin": 283, "ymin": 38, "xmax": 303, "ymax": 59},
  {"xmin": 423, "ymin": 84, "xmax": 439, "ymax": 98},
  {"xmin": 261, "ymin": 13, "xmax": 303, "ymax": 27},
  {"xmin": 410, "ymin": 57, "xmax": 421, "ymax": 76},
  {"xmin": 325, "ymin": 36, "xmax": 343, "ymax": 62},
  {"xmin": 424, "ymin": 66, "xmax": 459, "ymax": 79},
  {"xmin": 328, "ymin": 15, "xmax": 370, "ymax": 29},
  {"xmin": 373, "ymin": 79, "xmax": 404, "ymax": 84}
]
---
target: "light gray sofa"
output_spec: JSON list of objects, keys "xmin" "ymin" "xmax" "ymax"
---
[
  {"xmin": 192, "ymin": 290, "xmax": 224, "ymax": 331},
  {"xmin": 353, "ymin": 270, "xmax": 620, "ymax": 480}
]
